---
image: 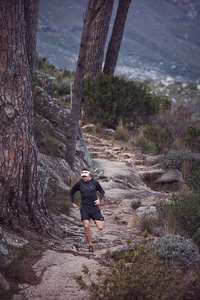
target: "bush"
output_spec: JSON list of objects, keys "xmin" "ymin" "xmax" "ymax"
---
[
  {"xmin": 146, "ymin": 105, "xmax": 197, "ymax": 154},
  {"xmin": 36, "ymin": 56, "xmax": 74, "ymax": 99},
  {"xmin": 187, "ymin": 166, "xmax": 200, "ymax": 191},
  {"xmin": 183, "ymin": 125, "xmax": 200, "ymax": 152},
  {"xmin": 113, "ymin": 120, "xmax": 131, "ymax": 142},
  {"xmin": 164, "ymin": 150, "xmax": 187, "ymax": 169},
  {"xmin": 173, "ymin": 193, "xmax": 200, "ymax": 238},
  {"xmin": 159, "ymin": 167, "xmax": 200, "ymax": 249},
  {"xmin": 82, "ymin": 73, "xmax": 161, "ymax": 128},
  {"xmin": 140, "ymin": 215, "xmax": 156, "ymax": 234},
  {"xmin": 164, "ymin": 150, "xmax": 200, "ymax": 172},
  {"xmin": 52, "ymin": 77, "xmax": 71, "ymax": 96},
  {"xmin": 131, "ymin": 200, "xmax": 142, "ymax": 209},
  {"xmin": 151, "ymin": 234, "xmax": 200, "ymax": 270},
  {"xmin": 160, "ymin": 95, "xmax": 172, "ymax": 113},
  {"xmin": 143, "ymin": 125, "xmax": 173, "ymax": 154},
  {"xmin": 76, "ymin": 244, "xmax": 183, "ymax": 300}
]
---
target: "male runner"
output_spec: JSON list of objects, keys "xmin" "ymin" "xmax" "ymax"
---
[{"xmin": 70, "ymin": 168, "xmax": 105, "ymax": 252}]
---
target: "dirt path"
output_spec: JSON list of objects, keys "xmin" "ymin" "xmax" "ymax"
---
[{"xmin": 12, "ymin": 134, "xmax": 169, "ymax": 300}]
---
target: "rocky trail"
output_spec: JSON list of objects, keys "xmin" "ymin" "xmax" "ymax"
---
[{"xmin": 10, "ymin": 133, "xmax": 176, "ymax": 300}]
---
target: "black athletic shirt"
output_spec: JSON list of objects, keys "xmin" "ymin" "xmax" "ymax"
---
[{"xmin": 70, "ymin": 178, "xmax": 105, "ymax": 206}]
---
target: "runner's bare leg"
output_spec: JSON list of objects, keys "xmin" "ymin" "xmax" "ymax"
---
[
  {"xmin": 83, "ymin": 220, "xmax": 92, "ymax": 245},
  {"xmin": 95, "ymin": 220, "xmax": 104, "ymax": 230}
]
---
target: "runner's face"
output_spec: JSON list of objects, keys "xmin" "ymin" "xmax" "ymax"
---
[{"xmin": 82, "ymin": 175, "xmax": 89, "ymax": 182}]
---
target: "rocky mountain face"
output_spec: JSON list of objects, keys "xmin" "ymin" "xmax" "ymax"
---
[{"xmin": 34, "ymin": 82, "xmax": 92, "ymax": 197}]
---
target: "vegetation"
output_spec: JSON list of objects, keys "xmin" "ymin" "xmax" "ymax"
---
[
  {"xmin": 75, "ymin": 240, "xmax": 199, "ymax": 300},
  {"xmin": 143, "ymin": 125, "xmax": 172, "ymax": 154},
  {"xmin": 140, "ymin": 214, "xmax": 156, "ymax": 234},
  {"xmin": 113, "ymin": 120, "xmax": 131, "ymax": 142},
  {"xmin": 4, "ymin": 56, "xmax": 199, "ymax": 299},
  {"xmin": 0, "ymin": 242, "xmax": 44, "ymax": 300},
  {"xmin": 36, "ymin": 56, "xmax": 74, "ymax": 101},
  {"xmin": 131, "ymin": 200, "xmax": 142, "ymax": 210},
  {"xmin": 82, "ymin": 72, "xmax": 161, "ymax": 128},
  {"xmin": 151, "ymin": 235, "xmax": 199, "ymax": 270},
  {"xmin": 160, "ymin": 167, "xmax": 200, "ymax": 248}
]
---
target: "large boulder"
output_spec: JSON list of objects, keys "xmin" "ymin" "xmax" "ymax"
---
[
  {"xmin": 156, "ymin": 169, "xmax": 183, "ymax": 183},
  {"xmin": 144, "ymin": 155, "xmax": 164, "ymax": 166}
]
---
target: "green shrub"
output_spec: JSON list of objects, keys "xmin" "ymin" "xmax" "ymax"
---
[
  {"xmin": 82, "ymin": 73, "xmax": 161, "ymax": 128},
  {"xmin": 187, "ymin": 166, "xmax": 200, "ymax": 191},
  {"xmin": 160, "ymin": 95, "xmax": 172, "ymax": 113},
  {"xmin": 162, "ymin": 192, "xmax": 200, "ymax": 247},
  {"xmin": 175, "ymin": 192, "xmax": 200, "ymax": 235},
  {"xmin": 151, "ymin": 234, "xmax": 200, "ymax": 270},
  {"xmin": 52, "ymin": 77, "xmax": 71, "ymax": 96},
  {"xmin": 143, "ymin": 125, "xmax": 173, "ymax": 154},
  {"xmin": 184, "ymin": 261, "xmax": 200, "ymax": 300},
  {"xmin": 193, "ymin": 229, "xmax": 200, "ymax": 248},
  {"xmin": 36, "ymin": 56, "xmax": 74, "ymax": 99},
  {"xmin": 131, "ymin": 200, "xmax": 142, "ymax": 209},
  {"xmin": 76, "ymin": 244, "xmax": 183, "ymax": 300},
  {"xmin": 164, "ymin": 150, "xmax": 200, "ymax": 171},
  {"xmin": 134, "ymin": 129, "xmax": 156, "ymax": 153},
  {"xmin": 60, "ymin": 200, "xmax": 72, "ymax": 213},
  {"xmin": 164, "ymin": 150, "xmax": 187, "ymax": 169},
  {"xmin": 0, "ymin": 285, "xmax": 19, "ymax": 300},
  {"xmin": 140, "ymin": 214, "xmax": 156, "ymax": 234},
  {"xmin": 183, "ymin": 125, "xmax": 200, "ymax": 152},
  {"xmin": 159, "ymin": 167, "xmax": 200, "ymax": 248},
  {"xmin": 113, "ymin": 120, "xmax": 131, "ymax": 142}
]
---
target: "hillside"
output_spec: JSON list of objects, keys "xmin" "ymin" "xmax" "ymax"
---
[
  {"xmin": 1, "ymin": 129, "xmax": 200, "ymax": 299},
  {"xmin": 37, "ymin": 0, "xmax": 200, "ymax": 82}
]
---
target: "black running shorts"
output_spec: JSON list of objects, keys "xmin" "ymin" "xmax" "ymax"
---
[{"xmin": 80, "ymin": 205, "xmax": 104, "ymax": 222}]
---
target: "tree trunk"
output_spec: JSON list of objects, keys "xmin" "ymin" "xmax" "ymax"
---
[
  {"xmin": 103, "ymin": 0, "xmax": 132, "ymax": 76},
  {"xmin": 0, "ymin": 0, "xmax": 61, "ymax": 237},
  {"xmin": 84, "ymin": 0, "xmax": 114, "ymax": 77},
  {"xmin": 24, "ymin": 0, "xmax": 39, "ymax": 74},
  {"xmin": 65, "ymin": 0, "xmax": 101, "ymax": 169}
]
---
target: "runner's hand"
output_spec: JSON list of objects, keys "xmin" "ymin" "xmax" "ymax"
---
[
  {"xmin": 94, "ymin": 199, "xmax": 100, "ymax": 205},
  {"xmin": 72, "ymin": 203, "xmax": 80, "ymax": 210}
]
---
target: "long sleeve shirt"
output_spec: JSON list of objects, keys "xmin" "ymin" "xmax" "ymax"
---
[{"xmin": 70, "ymin": 178, "xmax": 105, "ymax": 207}]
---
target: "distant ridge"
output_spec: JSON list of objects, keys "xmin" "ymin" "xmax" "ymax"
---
[{"xmin": 37, "ymin": 0, "xmax": 200, "ymax": 82}]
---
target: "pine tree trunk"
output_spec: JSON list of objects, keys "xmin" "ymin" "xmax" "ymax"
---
[
  {"xmin": 65, "ymin": 0, "xmax": 101, "ymax": 169},
  {"xmin": 103, "ymin": 0, "xmax": 132, "ymax": 76},
  {"xmin": 84, "ymin": 0, "xmax": 114, "ymax": 77},
  {"xmin": 24, "ymin": 0, "xmax": 39, "ymax": 74},
  {"xmin": 0, "ymin": 0, "xmax": 61, "ymax": 237}
]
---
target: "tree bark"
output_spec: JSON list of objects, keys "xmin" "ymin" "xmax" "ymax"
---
[
  {"xmin": 65, "ymin": 0, "xmax": 101, "ymax": 169},
  {"xmin": 24, "ymin": 0, "xmax": 39, "ymax": 74},
  {"xmin": 103, "ymin": 0, "xmax": 132, "ymax": 76},
  {"xmin": 0, "ymin": 0, "xmax": 61, "ymax": 237},
  {"xmin": 84, "ymin": 0, "xmax": 114, "ymax": 77}
]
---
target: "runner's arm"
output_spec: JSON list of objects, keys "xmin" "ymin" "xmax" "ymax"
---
[
  {"xmin": 70, "ymin": 181, "xmax": 80, "ymax": 203},
  {"xmin": 96, "ymin": 181, "xmax": 105, "ymax": 201}
]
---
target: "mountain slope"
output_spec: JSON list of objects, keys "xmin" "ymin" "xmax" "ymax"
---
[{"xmin": 37, "ymin": 0, "xmax": 200, "ymax": 82}]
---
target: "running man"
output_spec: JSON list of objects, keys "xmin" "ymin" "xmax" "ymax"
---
[{"xmin": 70, "ymin": 168, "xmax": 105, "ymax": 253}]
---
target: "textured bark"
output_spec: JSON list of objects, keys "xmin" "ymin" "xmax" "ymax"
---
[
  {"xmin": 0, "ymin": 0, "xmax": 61, "ymax": 237},
  {"xmin": 84, "ymin": 0, "xmax": 114, "ymax": 77},
  {"xmin": 103, "ymin": 0, "xmax": 132, "ymax": 76},
  {"xmin": 24, "ymin": 0, "xmax": 39, "ymax": 74},
  {"xmin": 66, "ymin": 0, "xmax": 101, "ymax": 169}
]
